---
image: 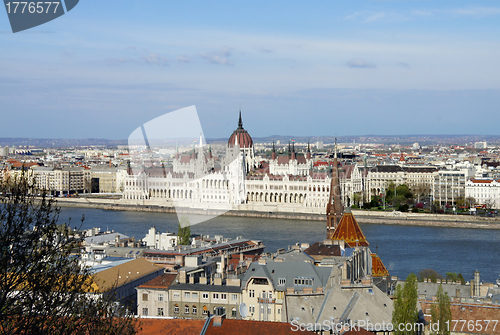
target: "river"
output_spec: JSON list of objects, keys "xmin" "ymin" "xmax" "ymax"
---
[{"xmin": 58, "ymin": 207, "xmax": 500, "ymax": 283}]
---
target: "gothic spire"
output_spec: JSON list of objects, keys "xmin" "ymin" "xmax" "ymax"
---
[
  {"xmin": 327, "ymin": 136, "xmax": 344, "ymax": 239},
  {"xmin": 238, "ymin": 107, "xmax": 243, "ymax": 129}
]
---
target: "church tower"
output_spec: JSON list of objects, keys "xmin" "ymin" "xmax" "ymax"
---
[{"xmin": 326, "ymin": 138, "xmax": 344, "ymax": 239}]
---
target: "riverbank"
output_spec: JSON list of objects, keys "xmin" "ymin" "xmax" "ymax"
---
[{"xmin": 54, "ymin": 197, "xmax": 500, "ymax": 230}]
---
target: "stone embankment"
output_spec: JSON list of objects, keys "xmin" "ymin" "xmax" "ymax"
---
[{"xmin": 54, "ymin": 197, "xmax": 500, "ymax": 229}]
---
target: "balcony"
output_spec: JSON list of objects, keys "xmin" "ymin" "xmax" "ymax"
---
[{"xmin": 257, "ymin": 297, "xmax": 275, "ymax": 304}]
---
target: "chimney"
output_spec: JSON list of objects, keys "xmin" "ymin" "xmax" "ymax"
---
[
  {"xmin": 214, "ymin": 276, "xmax": 222, "ymax": 286},
  {"xmin": 179, "ymin": 270, "xmax": 187, "ymax": 284},
  {"xmin": 258, "ymin": 259, "xmax": 266, "ymax": 265},
  {"xmin": 199, "ymin": 276, "xmax": 207, "ymax": 285},
  {"xmin": 212, "ymin": 314, "xmax": 225, "ymax": 327}
]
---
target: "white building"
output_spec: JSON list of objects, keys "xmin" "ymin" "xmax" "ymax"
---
[
  {"xmin": 143, "ymin": 226, "xmax": 178, "ymax": 250},
  {"xmin": 465, "ymin": 179, "xmax": 500, "ymax": 209}
]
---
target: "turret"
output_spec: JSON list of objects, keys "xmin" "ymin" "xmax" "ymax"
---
[
  {"xmin": 191, "ymin": 141, "xmax": 196, "ymax": 160},
  {"xmin": 271, "ymin": 141, "xmax": 277, "ymax": 160}
]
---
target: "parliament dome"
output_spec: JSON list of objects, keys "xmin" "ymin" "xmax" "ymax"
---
[{"xmin": 228, "ymin": 111, "xmax": 253, "ymax": 148}]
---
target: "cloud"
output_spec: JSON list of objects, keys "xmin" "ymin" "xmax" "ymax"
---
[
  {"xmin": 201, "ymin": 46, "xmax": 234, "ymax": 65},
  {"xmin": 346, "ymin": 59, "xmax": 377, "ymax": 69},
  {"xmin": 141, "ymin": 53, "xmax": 169, "ymax": 66},
  {"xmin": 177, "ymin": 54, "xmax": 193, "ymax": 64},
  {"xmin": 104, "ymin": 51, "xmax": 168, "ymax": 67},
  {"xmin": 451, "ymin": 6, "xmax": 500, "ymax": 18},
  {"xmin": 256, "ymin": 46, "xmax": 273, "ymax": 53},
  {"xmin": 347, "ymin": 7, "xmax": 500, "ymax": 23},
  {"xmin": 398, "ymin": 62, "xmax": 410, "ymax": 68},
  {"xmin": 345, "ymin": 11, "xmax": 409, "ymax": 23}
]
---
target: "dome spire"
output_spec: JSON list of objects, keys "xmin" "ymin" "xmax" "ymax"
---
[{"xmin": 238, "ymin": 106, "xmax": 243, "ymax": 129}]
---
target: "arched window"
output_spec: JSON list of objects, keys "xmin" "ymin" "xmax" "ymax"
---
[
  {"xmin": 185, "ymin": 305, "xmax": 190, "ymax": 314},
  {"xmin": 203, "ymin": 305, "xmax": 208, "ymax": 315},
  {"xmin": 174, "ymin": 304, "xmax": 179, "ymax": 314},
  {"xmin": 192, "ymin": 305, "xmax": 197, "ymax": 314}
]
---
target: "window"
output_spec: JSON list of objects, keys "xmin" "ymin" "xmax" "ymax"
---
[
  {"xmin": 142, "ymin": 293, "xmax": 148, "ymax": 301},
  {"xmin": 174, "ymin": 304, "xmax": 179, "ymax": 314},
  {"xmin": 268, "ymin": 306, "xmax": 272, "ymax": 314},
  {"xmin": 220, "ymin": 293, "xmax": 227, "ymax": 300},
  {"xmin": 294, "ymin": 277, "xmax": 313, "ymax": 286},
  {"xmin": 173, "ymin": 291, "xmax": 180, "ymax": 298},
  {"xmin": 278, "ymin": 308, "xmax": 281, "ymax": 314},
  {"xmin": 158, "ymin": 293, "xmax": 163, "ymax": 302},
  {"xmin": 249, "ymin": 290, "xmax": 254, "ymax": 298},
  {"xmin": 192, "ymin": 293, "xmax": 198, "ymax": 299},
  {"xmin": 231, "ymin": 308, "xmax": 237, "ymax": 317},
  {"xmin": 142, "ymin": 308, "xmax": 148, "ymax": 316},
  {"xmin": 184, "ymin": 292, "xmax": 190, "ymax": 298},
  {"xmin": 203, "ymin": 306, "xmax": 208, "ymax": 315},
  {"xmin": 213, "ymin": 293, "xmax": 219, "ymax": 300},
  {"xmin": 158, "ymin": 308, "xmax": 164, "ymax": 316},
  {"xmin": 202, "ymin": 293, "xmax": 209, "ymax": 299},
  {"xmin": 185, "ymin": 305, "xmax": 190, "ymax": 314},
  {"xmin": 278, "ymin": 278, "xmax": 286, "ymax": 285},
  {"xmin": 232, "ymin": 294, "xmax": 238, "ymax": 301},
  {"xmin": 268, "ymin": 291, "xmax": 272, "ymax": 299},
  {"xmin": 192, "ymin": 305, "xmax": 197, "ymax": 314}
]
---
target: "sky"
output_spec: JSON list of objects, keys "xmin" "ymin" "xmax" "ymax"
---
[{"xmin": 1, "ymin": 1, "xmax": 500, "ymax": 139}]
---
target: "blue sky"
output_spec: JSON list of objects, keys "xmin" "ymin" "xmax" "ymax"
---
[{"xmin": 1, "ymin": 1, "xmax": 500, "ymax": 139}]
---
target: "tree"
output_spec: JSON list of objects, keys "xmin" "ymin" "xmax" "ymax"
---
[
  {"xmin": 457, "ymin": 273, "xmax": 465, "ymax": 285},
  {"xmin": 352, "ymin": 192, "xmax": 362, "ymax": 207},
  {"xmin": 396, "ymin": 184, "xmax": 413, "ymax": 199},
  {"xmin": 0, "ymin": 173, "xmax": 137, "ymax": 335},
  {"xmin": 370, "ymin": 195, "xmax": 380, "ymax": 208},
  {"xmin": 445, "ymin": 272, "xmax": 458, "ymax": 283},
  {"xmin": 392, "ymin": 273, "xmax": 420, "ymax": 335},
  {"xmin": 418, "ymin": 269, "xmax": 444, "ymax": 283},
  {"xmin": 413, "ymin": 183, "xmax": 431, "ymax": 203},
  {"xmin": 465, "ymin": 197, "xmax": 476, "ymax": 209},
  {"xmin": 177, "ymin": 215, "xmax": 191, "ymax": 246},
  {"xmin": 430, "ymin": 285, "xmax": 452, "ymax": 335}
]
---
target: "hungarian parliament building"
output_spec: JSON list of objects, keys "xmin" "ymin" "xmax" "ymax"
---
[{"xmin": 122, "ymin": 112, "xmax": 366, "ymax": 215}]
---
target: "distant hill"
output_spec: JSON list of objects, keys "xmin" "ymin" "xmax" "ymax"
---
[{"xmin": 1, "ymin": 135, "xmax": 500, "ymax": 148}]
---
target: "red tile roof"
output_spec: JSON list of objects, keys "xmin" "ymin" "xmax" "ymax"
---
[
  {"xmin": 371, "ymin": 254, "xmax": 389, "ymax": 277},
  {"xmin": 138, "ymin": 318, "xmax": 204, "ymax": 335},
  {"xmin": 138, "ymin": 273, "xmax": 177, "ymax": 289},
  {"xmin": 137, "ymin": 318, "xmax": 318, "ymax": 335},
  {"xmin": 331, "ymin": 212, "xmax": 369, "ymax": 247},
  {"xmin": 469, "ymin": 179, "xmax": 495, "ymax": 184},
  {"xmin": 420, "ymin": 301, "xmax": 500, "ymax": 335},
  {"xmin": 205, "ymin": 319, "xmax": 317, "ymax": 335}
]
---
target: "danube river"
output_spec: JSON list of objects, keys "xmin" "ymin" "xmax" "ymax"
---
[{"xmin": 59, "ymin": 207, "xmax": 500, "ymax": 283}]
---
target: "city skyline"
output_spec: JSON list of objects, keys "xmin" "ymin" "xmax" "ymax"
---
[{"xmin": 2, "ymin": 1, "xmax": 500, "ymax": 139}]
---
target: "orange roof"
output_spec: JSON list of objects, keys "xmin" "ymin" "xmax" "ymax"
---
[
  {"xmin": 331, "ymin": 211, "xmax": 369, "ymax": 247},
  {"xmin": 469, "ymin": 179, "xmax": 494, "ymax": 184},
  {"xmin": 419, "ymin": 301, "xmax": 500, "ymax": 335},
  {"xmin": 137, "ymin": 318, "xmax": 318, "ymax": 335},
  {"xmin": 371, "ymin": 254, "xmax": 389, "ymax": 277},
  {"xmin": 139, "ymin": 319, "xmax": 204, "ymax": 335},
  {"xmin": 138, "ymin": 273, "xmax": 177, "ymax": 289}
]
